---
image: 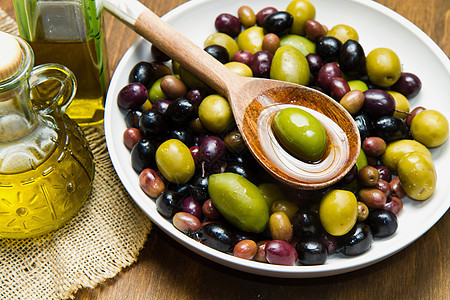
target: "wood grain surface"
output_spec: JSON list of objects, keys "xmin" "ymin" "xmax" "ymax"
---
[{"xmin": 4, "ymin": 0, "xmax": 449, "ymax": 299}]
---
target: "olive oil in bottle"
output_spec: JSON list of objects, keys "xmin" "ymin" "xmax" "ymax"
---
[{"xmin": 14, "ymin": 0, "xmax": 109, "ymax": 126}]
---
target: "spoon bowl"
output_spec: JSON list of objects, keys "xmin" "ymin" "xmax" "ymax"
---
[{"xmin": 105, "ymin": 0, "xmax": 360, "ymax": 189}]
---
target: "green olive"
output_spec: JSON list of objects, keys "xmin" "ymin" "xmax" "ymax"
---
[
  {"xmin": 397, "ymin": 152, "xmax": 436, "ymax": 200},
  {"xmin": 347, "ymin": 79, "xmax": 368, "ymax": 92},
  {"xmin": 147, "ymin": 77, "xmax": 166, "ymax": 104},
  {"xmin": 269, "ymin": 211, "xmax": 293, "ymax": 242},
  {"xmin": 319, "ymin": 189, "xmax": 358, "ymax": 236},
  {"xmin": 270, "ymin": 45, "xmax": 310, "ymax": 86},
  {"xmin": 410, "ymin": 110, "xmax": 449, "ymax": 147},
  {"xmin": 178, "ymin": 66, "xmax": 210, "ymax": 91},
  {"xmin": 270, "ymin": 200, "xmax": 299, "ymax": 220},
  {"xmin": 204, "ymin": 32, "xmax": 239, "ymax": 60},
  {"xmin": 272, "ymin": 107, "xmax": 327, "ymax": 162},
  {"xmin": 198, "ymin": 94, "xmax": 233, "ymax": 133},
  {"xmin": 208, "ymin": 173, "xmax": 269, "ymax": 233},
  {"xmin": 237, "ymin": 26, "xmax": 265, "ymax": 54},
  {"xmin": 155, "ymin": 139, "xmax": 195, "ymax": 184},
  {"xmin": 224, "ymin": 61, "xmax": 253, "ymax": 77},
  {"xmin": 381, "ymin": 139, "xmax": 432, "ymax": 172},
  {"xmin": 388, "ymin": 91, "xmax": 410, "ymax": 119},
  {"xmin": 327, "ymin": 24, "xmax": 359, "ymax": 43},
  {"xmin": 286, "ymin": 0, "xmax": 316, "ymax": 36},
  {"xmin": 366, "ymin": 48, "xmax": 402, "ymax": 87},
  {"xmin": 279, "ymin": 34, "xmax": 316, "ymax": 56}
]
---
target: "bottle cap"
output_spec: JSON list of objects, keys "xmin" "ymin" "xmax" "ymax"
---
[{"xmin": 0, "ymin": 31, "xmax": 23, "ymax": 81}]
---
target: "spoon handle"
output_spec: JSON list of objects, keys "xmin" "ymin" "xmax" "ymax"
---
[{"xmin": 103, "ymin": 0, "xmax": 237, "ymax": 96}]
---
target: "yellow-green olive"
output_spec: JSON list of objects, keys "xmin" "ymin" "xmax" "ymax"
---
[
  {"xmin": 327, "ymin": 24, "xmax": 359, "ymax": 43},
  {"xmin": 270, "ymin": 45, "xmax": 310, "ymax": 86},
  {"xmin": 397, "ymin": 152, "xmax": 436, "ymax": 200},
  {"xmin": 237, "ymin": 26, "xmax": 264, "ymax": 54},
  {"xmin": 388, "ymin": 91, "xmax": 410, "ymax": 119},
  {"xmin": 224, "ymin": 61, "xmax": 253, "ymax": 77},
  {"xmin": 148, "ymin": 77, "xmax": 166, "ymax": 104},
  {"xmin": 381, "ymin": 139, "xmax": 432, "ymax": 172},
  {"xmin": 155, "ymin": 139, "xmax": 195, "ymax": 184},
  {"xmin": 279, "ymin": 34, "xmax": 316, "ymax": 56},
  {"xmin": 208, "ymin": 173, "xmax": 269, "ymax": 233},
  {"xmin": 272, "ymin": 107, "xmax": 327, "ymax": 162},
  {"xmin": 258, "ymin": 183, "xmax": 286, "ymax": 207},
  {"xmin": 286, "ymin": 0, "xmax": 316, "ymax": 36},
  {"xmin": 410, "ymin": 110, "xmax": 449, "ymax": 147},
  {"xmin": 198, "ymin": 94, "xmax": 233, "ymax": 133},
  {"xmin": 366, "ymin": 48, "xmax": 402, "ymax": 88},
  {"xmin": 319, "ymin": 189, "xmax": 358, "ymax": 236}
]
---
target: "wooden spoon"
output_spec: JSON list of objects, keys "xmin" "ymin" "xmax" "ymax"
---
[{"xmin": 104, "ymin": 0, "xmax": 360, "ymax": 189}]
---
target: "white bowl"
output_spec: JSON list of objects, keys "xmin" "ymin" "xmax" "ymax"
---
[{"xmin": 104, "ymin": 0, "xmax": 450, "ymax": 278}]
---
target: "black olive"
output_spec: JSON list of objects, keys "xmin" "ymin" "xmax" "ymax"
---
[
  {"xmin": 168, "ymin": 127, "xmax": 195, "ymax": 147},
  {"xmin": 295, "ymin": 238, "xmax": 328, "ymax": 265},
  {"xmin": 354, "ymin": 112, "xmax": 374, "ymax": 142},
  {"xmin": 365, "ymin": 209, "xmax": 398, "ymax": 238},
  {"xmin": 188, "ymin": 174, "xmax": 209, "ymax": 203},
  {"xmin": 291, "ymin": 209, "xmax": 322, "ymax": 239},
  {"xmin": 193, "ymin": 223, "xmax": 236, "ymax": 252},
  {"xmin": 374, "ymin": 115, "xmax": 407, "ymax": 143},
  {"xmin": 204, "ymin": 45, "xmax": 229, "ymax": 64},
  {"xmin": 165, "ymin": 98, "xmax": 198, "ymax": 125},
  {"xmin": 156, "ymin": 190, "xmax": 183, "ymax": 218},
  {"xmin": 338, "ymin": 39, "xmax": 366, "ymax": 77},
  {"xmin": 338, "ymin": 223, "xmax": 373, "ymax": 256},
  {"xmin": 139, "ymin": 109, "xmax": 168, "ymax": 139},
  {"xmin": 263, "ymin": 11, "xmax": 294, "ymax": 37},
  {"xmin": 130, "ymin": 139, "xmax": 157, "ymax": 173},
  {"xmin": 128, "ymin": 61, "xmax": 156, "ymax": 89},
  {"xmin": 316, "ymin": 36, "xmax": 342, "ymax": 63}
]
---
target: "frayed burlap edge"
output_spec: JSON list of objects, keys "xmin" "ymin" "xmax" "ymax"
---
[{"xmin": 0, "ymin": 8, "xmax": 152, "ymax": 300}]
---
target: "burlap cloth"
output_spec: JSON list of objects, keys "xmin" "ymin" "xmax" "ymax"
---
[{"xmin": 0, "ymin": 8, "xmax": 152, "ymax": 300}]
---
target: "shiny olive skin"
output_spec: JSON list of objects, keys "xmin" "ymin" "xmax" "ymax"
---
[
  {"xmin": 165, "ymin": 98, "xmax": 197, "ymax": 125},
  {"xmin": 214, "ymin": 13, "xmax": 241, "ymax": 38},
  {"xmin": 358, "ymin": 188, "xmax": 387, "ymax": 209},
  {"xmin": 226, "ymin": 161, "xmax": 254, "ymax": 180},
  {"xmin": 193, "ymin": 223, "xmax": 236, "ymax": 252},
  {"xmin": 208, "ymin": 173, "xmax": 269, "ymax": 233},
  {"xmin": 238, "ymin": 6, "xmax": 256, "ymax": 28},
  {"xmin": 204, "ymin": 44, "xmax": 229, "ymax": 64},
  {"xmin": 265, "ymin": 240, "xmax": 298, "ymax": 266},
  {"xmin": 139, "ymin": 109, "xmax": 168, "ymax": 139},
  {"xmin": 270, "ymin": 200, "xmax": 299, "ymax": 220},
  {"xmin": 410, "ymin": 110, "xmax": 449, "ymax": 147},
  {"xmin": 155, "ymin": 139, "xmax": 195, "ymax": 184},
  {"xmin": 305, "ymin": 19, "xmax": 327, "ymax": 42},
  {"xmin": 232, "ymin": 50, "xmax": 253, "ymax": 66},
  {"xmin": 366, "ymin": 48, "xmax": 401, "ymax": 88},
  {"xmin": 168, "ymin": 127, "xmax": 195, "ymax": 147},
  {"xmin": 338, "ymin": 223, "xmax": 373, "ymax": 256},
  {"xmin": 131, "ymin": 139, "xmax": 157, "ymax": 173},
  {"xmin": 365, "ymin": 209, "xmax": 398, "ymax": 238},
  {"xmin": 125, "ymin": 109, "xmax": 142, "ymax": 128},
  {"xmin": 262, "ymin": 33, "xmax": 280, "ymax": 54},
  {"xmin": 391, "ymin": 72, "xmax": 422, "ymax": 99},
  {"xmin": 233, "ymin": 239, "xmax": 258, "ymax": 260},
  {"xmin": 317, "ymin": 62, "xmax": 341, "ymax": 91},
  {"xmin": 173, "ymin": 212, "xmax": 201, "ymax": 233},
  {"xmin": 340, "ymin": 90, "xmax": 364, "ymax": 115},
  {"xmin": 250, "ymin": 50, "xmax": 273, "ymax": 78},
  {"xmin": 272, "ymin": 107, "xmax": 327, "ymax": 162},
  {"xmin": 269, "ymin": 212, "xmax": 293, "ymax": 242},
  {"xmin": 362, "ymin": 137, "xmax": 386, "ymax": 157},
  {"xmin": 128, "ymin": 61, "xmax": 156, "ymax": 89},
  {"xmin": 139, "ymin": 168, "xmax": 165, "ymax": 199},
  {"xmin": 225, "ymin": 61, "xmax": 253, "ymax": 77},
  {"xmin": 306, "ymin": 53, "xmax": 323, "ymax": 75},
  {"xmin": 156, "ymin": 190, "xmax": 182, "ymax": 218},
  {"xmin": 270, "ymin": 45, "xmax": 310, "ymax": 85},
  {"xmin": 118, "ymin": 83, "xmax": 148, "ymax": 110},
  {"xmin": 338, "ymin": 39, "xmax": 366, "ymax": 77},
  {"xmin": 397, "ymin": 152, "xmax": 436, "ymax": 200},
  {"xmin": 181, "ymin": 196, "xmax": 203, "ymax": 220},
  {"xmin": 286, "ymin": 0, "xmax": 316, "ymax": 35},
  {"xmin": 380, "ymin": 139, "xmax": 432, "ymax": 173},
  {"xmin": 354, "ymin": 112, "xmax": 374, "ymax": 142},
  {"xmin": 363, "ymin": 89, "xmax": 396, "ymax": 118},
  {"xmin": 296, "ymin": 238, "xmax": 328, "ymax": 265},
  {"xmin": 315, "ymin": 36, "xmax": 342, "ymax": 63},
  {"xmin": 204, "ymin": 32, "xmax": 240, "ymax": 60},
  {"xmin": 328, "ymin": 77, "xmax": 350, "ymax": 101},
  {"xmin": 198, "ymin": 94, "xmax": 233, "ymax": 133},
  {"xmin": 160, "ymin": 75, "xmax": 187, "ymax": 100},
  {"xmin": 123, "ymin": 127, "xmax": 142, "ymax": 150},
  {"xmin": 291, "ymin": 209, "xmax": 322, "ymax": 239},
  {"xmin": 319, "ymin": 190, "xmax": 358, "ymax": 236},
  {"xmin": 262, "ymin": 11, "xmax": 294, "ymax": 37},
  {"xmin": 374, "ymin": 115, "xmax": 407, "ymax": 143},
  {"xmin": 237, "ymin": 26, "xmax": 265, "ymax": 54},
  {"xmin": 357, "ymin": 166, "xmax": 379, "ymax": 188},
  {"xmin": 256, "ymin": 7, "xmax": 278, "ymax": 26}
]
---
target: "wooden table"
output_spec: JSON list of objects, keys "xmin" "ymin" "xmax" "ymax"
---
[{"xmin": 4, "ymin": 0, "xmax": 449, "ymax": 299}]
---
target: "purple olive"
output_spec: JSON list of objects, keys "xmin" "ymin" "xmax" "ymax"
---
[
  {"xmin": 374, "ymin": 164, "xmax": 392, "ymax": 182},
  {"xmin": 151, "ymin": 45, "xmax": 170, "ymax": 62},
  {"xmin": 391, "ymin": 72, "xmax": 422, "ymax": 99},
  {"xmin": 256, "ymin": 7, "xmax": 278, "ymax": 26},
  {"xmin": 363, "ymin": 89, "xmax": 395, "ymax": 118},
  {"xmin": 329, "ymin": 77, "xmax": 350, "ymax": 101},
  {"xmin": 250, "ymin": 50, "xmax": 273, "ymax": 78},
  {"xmin": 152, "ymin": 99, "xmax": 171, "ymax": 115},
  {"xmin": 185, "ymin": 88, "xmax": 207, "ymax": 106},
  {"xmin": 265, "ymin": 240, "xmax": 298, "ymax": 266},
  {"xmin": 198, "ymin": 136, "xmax": 226, "ymax": 166},
  {"xmin": 317, "ymin": 62, "xmax": 341, "ymax": 91},
  {"xmin": 306, "ymin": 53, "xmax": 323, "ymax": 75},
  {"xmin": 181, "ymin": 196, "xmax": 203, "ymax": 220},
  {"xmin": 117, "ymin": 83, "xmax": 148, "ymax": 110},
  {"xmin": 215, "ymin": 13, "xmax": 242, "ymax": 38},
  {"xmin": 232, "ymin": 50, "xmax": 253, "ymax": 66}
]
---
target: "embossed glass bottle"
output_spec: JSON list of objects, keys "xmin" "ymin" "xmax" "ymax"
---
[{"xmin": 0, "ymin": 32, "xmax": 94, "ymax": 239}]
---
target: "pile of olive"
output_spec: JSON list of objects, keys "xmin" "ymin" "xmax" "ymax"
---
[{"xmin": 118, "ymin": 0, "xmax": 449, "ymax": 266}]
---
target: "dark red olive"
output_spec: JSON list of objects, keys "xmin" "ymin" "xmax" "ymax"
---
[
  {"xmin": 215, "ymin": 13, "xmax": 242, "ymax": 38},
  {"xmin": 306, "ymin": 53, "xmax": 323, "ymax": 75},
  {"xmin": 363, "ymin": 89, "xmax": 396, "ymax": 118},
  {"xmin": 391, "ymin": 72, "xmax": 422, "ymax": 99},
  {"xmin": 329, "ymin": 77, "xmax": 350, "ymax": 101},
  {"xmin": 250, "ymin": 50, "xmax": 273, "ymax": 78},
  {"xmin": 232, "ymin": 50, "xmax": 253, "ymax": 66},
  {"xmin": 317, "ymin": 62, "xmax": 341, "ymax": 91},
  {"xmin": 256, "ymin": 7, "xmax": 278, "ymax": 26}
]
